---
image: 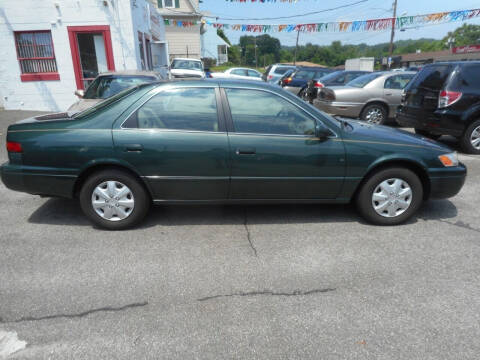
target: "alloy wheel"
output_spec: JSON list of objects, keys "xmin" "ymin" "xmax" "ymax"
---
[
  {"xmin": 371, "ymin": 178, "xmax": 412, "ymax": 218},
  {"xmin": 365, "ymin": 107, "xmax": 384, "ymax": 124},
  {"xmin": 470, "ymin": 125, "xmax": 480, "ymax": 150},
  {"xmin": 91, "ymin": 181, "xmax": 135, "ymax": 221}
]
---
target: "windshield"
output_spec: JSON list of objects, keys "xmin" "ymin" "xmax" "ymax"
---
[
  {"xmin": 73, "ymin": 86, "xmax": 140, "ymax": 119},
  {"xmin": 171, "ymin": 60, "xmax": 203, "ymax": 71},
  {"xmin": 347, "ymin": 72, "xmax": 383, "ymax": 88},
  {"xmin": 84, "ymin": 75, "xmax": 156, "ymax": 99}
]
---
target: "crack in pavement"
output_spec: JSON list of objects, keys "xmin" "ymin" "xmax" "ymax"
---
[
  {"xmin": 422, "ymin": 217, "xmax": 480, "ymax": 234},
  {"xmin": 1, "ymin": 302, "xmax": 148, "ymax": 324},
  {"xmin": 244, "ymin": 208, "xmax": 257, "ymax": 257},
  {"xmin": 198, "ymin": 288, "xmax": 336, "ymax": 302}
]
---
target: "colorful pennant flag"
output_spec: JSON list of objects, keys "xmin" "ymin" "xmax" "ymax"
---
[{"xmin": 164, "ymin": 8, "xmax": 480, "ymax": 33}]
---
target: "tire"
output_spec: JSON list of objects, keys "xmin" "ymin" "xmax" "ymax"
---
[
  {"xmin": 414, "ymin": 128, "xmax": 442, "ymax": 140},
  {"xmin": 356, "ymin": 167, "xmax": 423, "ymax": 225},
  {"xmin": 79, "ymin": 169, "xmax": 150, "ymax": 230},
  {"xmin": 460, "ymin": 119, "xmax": 480, "ymax": 155},
  {"xmin": 361, "ymin": 104, "xmax": 388, "ymax": 125},
  {"xmin": 298, "ymin": 88, "xmax": 310, "ymax": 102}
]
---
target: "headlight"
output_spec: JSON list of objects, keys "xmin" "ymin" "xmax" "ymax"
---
[{"xmin": 438, "ymin": 152, "xmax": 459, "ymax": 167}]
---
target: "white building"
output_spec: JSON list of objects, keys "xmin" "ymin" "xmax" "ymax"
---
[
  {"xmin": 0, "ymin": 0, "xmax": 169, "ymax": 111},
  {"xmin": 154, "ymin": 0, "xmax": 202, "ymax": 61},
  {"xmin": 201, "ymin": 27, "xmax": 229, "ymax": 65}
]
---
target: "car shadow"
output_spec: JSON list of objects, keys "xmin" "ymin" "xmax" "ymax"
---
[{"xmin": 28, "ymin": 197, "xmax": 458, "ymax": 229}]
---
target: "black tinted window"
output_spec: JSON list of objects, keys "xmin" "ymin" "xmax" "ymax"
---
[
  {"xmin": 410, "ymin": 65, "xmax": 451, "ymax": 91},
  {"xmin": 125, "ymin": 88, "xmax": 219, "ymax": 131},
  {"xmin": 226, "ymin": 89, "xmax": 315, "ymax": 136},
  {"xmin": 294, "ymin": 69, "xmax": 316, "ymax": 80},
  {"xmin": 84, "ymin": 75, "xmax": 156, "ymax": 99},
  {"xmin": 450, "ymin": 64, "xmax": 480, "ymax": 91},
  {"xmin": 274, "ymin": 67, "xmax": 293, "ymax": 75}
]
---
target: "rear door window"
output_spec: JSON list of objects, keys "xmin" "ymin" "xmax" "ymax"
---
[
  {"xmin": 231, "ymin": 69, "xmax": 248, "ymax": 76},
  {"xmin": 409, "ymin": 65, "xmax": 451, "ymax": 91},
  {"xmin": 294, "ymin": 70, "xmax": 316, "ymax": 80},
  {"xmin": 449, "ymin": 64, "xmax": 480, "ymax": 92},
  {"xmin": 124, "ymin": 87, "xmax": 219, "ymax": 131},
  {"xmin": 273, "ymin": 67, "xmax": 292, "ymax": 75}
]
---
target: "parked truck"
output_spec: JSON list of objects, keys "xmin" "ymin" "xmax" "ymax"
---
[{"xmin": 345, "ymin": 57, "xmax": 374, "ymax": 72}]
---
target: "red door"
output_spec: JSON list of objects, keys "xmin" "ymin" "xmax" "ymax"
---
[{"xmin": 67, "ymin": 26, "xmax": 115, "ymax": 90}]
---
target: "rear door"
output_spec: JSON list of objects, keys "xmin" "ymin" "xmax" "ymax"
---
[
  {"xmin": 402, "ymin": 64, "xmax": 453, "ymax": 119},
  {"xmin": 113, "ymin": 86, "xmax": 230, "ymax": 201},
  {"xmin": 222, "ymin": 87, "xmax": 345, "ymax": 200}
]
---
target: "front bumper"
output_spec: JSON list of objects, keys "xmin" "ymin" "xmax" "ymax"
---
[
  {"xmin": 313, "ymin": 99, "xmax": 363, "ymax": 118},
  {"xmin": 428, "ymin": 164, "xmax": 467, "ymax": 199},
  {"xmin": 1, "ymin": 162, "xmax": 76, "ymax": 198}
]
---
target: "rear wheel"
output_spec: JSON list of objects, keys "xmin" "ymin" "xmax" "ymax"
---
[
  {"xmin": 79, "ymin": 169, "xmax": 150, "ymax": 230},
  {"xmin": 414, "ymin": 128, "xmax": 442, "ymax": 140},
  {"xmin": 361, "ymin": 104, "xmax": 388, "ymax": 125},
  {"xmin": 356, "ymin": 167, "xmax": 423, "ymax": 225},
  {"xmin": 460, "ymin": 119, "xmax": 480, "ymax": 155}
]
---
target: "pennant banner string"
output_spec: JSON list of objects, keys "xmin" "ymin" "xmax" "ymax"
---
[{"xmin": 164, "ymin": 8, "xmax": 480, "ymax": 33}]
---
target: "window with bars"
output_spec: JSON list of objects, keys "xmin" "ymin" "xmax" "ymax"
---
[{"xmin": 14, "ymin": 31, "xmax": 58, "ymax": 75}]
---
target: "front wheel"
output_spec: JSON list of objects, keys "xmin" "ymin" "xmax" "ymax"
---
[
  {"xmin": 356, "ymin": 167, "xmax": 423, "ymax": 225},
  {"xmin": 361, "ymin": 104, "xmax": 388, "ymax": 125},
  {"xmin": 79, "ymin": 169, "xmax": 150, "ymax": 230},
  {"xmin": 460, "ymin": 119, "xmax": 480, "ymax": 154}
]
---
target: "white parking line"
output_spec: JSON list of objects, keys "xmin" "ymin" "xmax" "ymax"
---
[{"xmin": 0, "ymin": 330, "xmax": 27, "ymax": 358}]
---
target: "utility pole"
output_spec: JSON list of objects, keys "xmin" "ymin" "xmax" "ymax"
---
[
  {"xmin": 254, "ymin": 37, "xmax": 258, "ymax": 69},
  {"xmin": 388, "ymin": 0, "xmax": 398, "ymax": 69},
  {"xmin": 294, "ymin": 29, "xmax": 300, "ymax": 65}
]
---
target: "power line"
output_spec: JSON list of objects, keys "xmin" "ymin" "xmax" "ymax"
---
[{"xmin": 203, "ymin": 0, "xmax": 369, "ymax": 21}]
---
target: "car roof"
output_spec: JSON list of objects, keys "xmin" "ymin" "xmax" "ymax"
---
[
  {"xmin": 172, "ymin": 58, "xmax": 202, "ymax": 61},
  {"xmin": 151, "ymin": 78, "xmax": 284, "ymax": 91},
  {"xmin": 98, "ymin": 70, "xmax": 159, "ymax": 77}
]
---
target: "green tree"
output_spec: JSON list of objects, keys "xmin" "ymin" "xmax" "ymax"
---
[{"xmin": 443, "ymin": 24, "xmax": 480, "ymax": 47}]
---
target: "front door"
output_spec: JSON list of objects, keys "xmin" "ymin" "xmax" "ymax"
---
[
  {"xmin": 223, "ymin": 88, "xmax": 345, "ymax": 200},
  {"xmin": 68, "ymin": 26, "xmax": 115, "ymax": 90},
  {"xmin": 113, "ymin": 86, "xmax": 230, "ymax": 201}
]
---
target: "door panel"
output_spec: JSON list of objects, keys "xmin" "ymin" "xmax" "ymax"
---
[
  {"xmin": 223, "ymin": 88, "xmax": 345, "ymax": 199},
  {"xmin": 228, "ymin": 134, "xmax": 345, "ymax": 199},
  {"xmin": 114, "ymin": 130, "xmax": 230, "ymax": 200},
  {"xmin": 113, "ymin": 87, "xmax": 230, "ymax": 200}
]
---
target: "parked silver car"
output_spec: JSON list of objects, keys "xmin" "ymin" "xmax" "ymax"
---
[{"xmin": 313, "ymin": 71, "xmax": 416, "ymax": 124}]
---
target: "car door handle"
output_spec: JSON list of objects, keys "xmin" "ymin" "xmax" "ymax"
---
[
  {"xmin": 385, "ymin": 93, "xmax": 393, "ymax": 96},
  {"xmin": 236, "ymin": 147, "xmax": 256, "ymax": 155},
  {"xmin": 124, "ymin": 144, "xmax": 143, "ymax": 152}
]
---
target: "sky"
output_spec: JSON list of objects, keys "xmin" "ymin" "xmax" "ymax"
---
[{"xmin": 199, "ymin": 0, "xmax": 480, "ymax": 47}]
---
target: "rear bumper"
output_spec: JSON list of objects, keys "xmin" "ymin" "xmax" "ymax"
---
[
  {"xmin": 313, "ymin": 99, "xmax": 363, "ymax": 118},
  {"xmin": 396, "ymin": 107, "xmax": 465, "ymax": 137},
  {"xmin": 428, "ymin": 164, "xmax": 467, "ymax": 199},
  {"xmin": 1, "ymin": 162, "xmax": 76, "ymax": 198}
]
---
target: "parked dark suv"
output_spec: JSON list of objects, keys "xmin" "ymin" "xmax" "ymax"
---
[{"xmin": 396, "ymin": 61, "xmax": 480, "ymax": 154}]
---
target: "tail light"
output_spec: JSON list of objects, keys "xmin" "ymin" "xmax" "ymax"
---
[
  {"xmin": 282, "ymin": 77, "xmax": 292, "ymax": 86},
  {"xmin": 6, "ymin": 141, "xmax": 23, "ymax": 153},
  {"xmin": 438, "ymin": 90, "xmax": 462, "ymax": 108},
  {"xmin": 314, "ymin": 81, "xmax": 324, "ymax": 88},
  {"xmin": 267, "ymin": 75, "xmax": 273, "ymax": 80}
]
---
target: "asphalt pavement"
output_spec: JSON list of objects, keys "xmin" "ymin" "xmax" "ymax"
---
[{"xmin": 1, "ymin": 110, "xmax": 480, "ymax": 359}]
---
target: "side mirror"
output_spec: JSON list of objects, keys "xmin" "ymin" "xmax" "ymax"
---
[
  {"xmin": 315, "ymin": 124, "xmax": 332, "ymax": 139},
  {"xmin": 74, "ymin": 89, "xmax": 84, "ymax": 98}
]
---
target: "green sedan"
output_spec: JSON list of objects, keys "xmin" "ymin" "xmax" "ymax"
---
[{"xmin": 1, "ymin": 80, "xmax": 466, "ymax": 230}]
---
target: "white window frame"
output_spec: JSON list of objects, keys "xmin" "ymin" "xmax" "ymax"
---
[{"xmin": 161, "ymin": 0, "xmax": 175, "ymax": 8}]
